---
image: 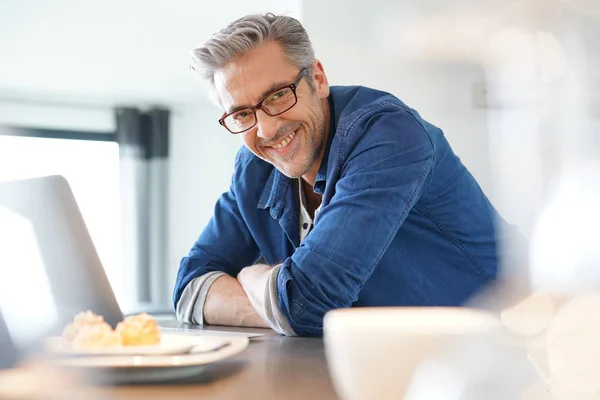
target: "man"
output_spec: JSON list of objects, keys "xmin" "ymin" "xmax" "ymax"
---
[{"xmin": 173, "ymin": 13, "xmax": 503, "ymax": 337}]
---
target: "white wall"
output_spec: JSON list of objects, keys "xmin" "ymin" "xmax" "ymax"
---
[
  {"xmin": 301, "ymin": 0, "xmax": 494, "ymax": 199},
  {"xmin": 167, "ymin": 104, "xmax": 242, "ymax": 293},
  {"xmin": 0, "ymin": 0, "xmax": 301, "ymax": 106}
]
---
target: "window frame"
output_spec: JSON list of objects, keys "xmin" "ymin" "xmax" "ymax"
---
[{"xmin": 0, "ymin": 125, "xmax": 115, "ymax": 142}]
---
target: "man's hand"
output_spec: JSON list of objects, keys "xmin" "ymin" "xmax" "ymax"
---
[
  {"xmin": 203, "ymin": 275, "xmax": 269, "ymax": 328},
  {"xmin": 237, "ymin": 264, "xmax": 273, "ymax": 321}
]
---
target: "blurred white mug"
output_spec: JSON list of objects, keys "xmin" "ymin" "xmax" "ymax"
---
[
  {"xmin": 525, "ymin": 294, "xmax": 600, "ymax": 400},
  {"xmin": 323, "ymin": 307, "xmax": 499, "ymax": 400}
]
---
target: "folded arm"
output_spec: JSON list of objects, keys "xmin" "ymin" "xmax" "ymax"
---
[{"xmin": 203, "ymin": 274, "xmax": 269, "ymax": 328}]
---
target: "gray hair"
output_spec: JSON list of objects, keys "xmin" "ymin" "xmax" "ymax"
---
[{"xmin": 190, "ymin": 13, "xmax": 316, "ymax": 92}]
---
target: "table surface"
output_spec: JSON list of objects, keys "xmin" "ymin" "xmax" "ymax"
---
[{"xmin": 107, "ymin": 324, "xmax": 340, "ymax": 400}]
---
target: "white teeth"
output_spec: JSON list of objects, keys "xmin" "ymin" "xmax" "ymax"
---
[{"xmin": 272, "ymin": 131, "xmax": 296, "ymax": 150}]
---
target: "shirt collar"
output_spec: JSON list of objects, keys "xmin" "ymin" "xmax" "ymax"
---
[
  {"xmin": 257, "ymin": 94, "xmax": 336, "ymax": 212},
  {"xmin": 257, "ymin": 167, "xmax": 290, "ymax": 218}
]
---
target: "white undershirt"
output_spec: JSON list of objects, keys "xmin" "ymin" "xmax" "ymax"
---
[{"xmin": 298, "ymin": 178, "xmax": 316, "ymax": 242}]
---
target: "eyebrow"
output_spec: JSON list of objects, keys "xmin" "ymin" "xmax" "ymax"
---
[{"xmin": 226, "ymin": 80, "xmax": 291, "ymax": 114}]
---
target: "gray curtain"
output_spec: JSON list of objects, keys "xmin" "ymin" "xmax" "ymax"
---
[
  {"xmin": 0, "ymin": 310, "xmax": 18, "ymax": 369},
  {"xmin": 115, "ymin": 107, "xmax": 170, "ymax": 312}
]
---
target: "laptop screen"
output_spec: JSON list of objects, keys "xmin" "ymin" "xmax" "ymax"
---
[
  {"xmin": 0, "ymin": 176, "xmax": 124, "ymax": 338},
  {"xmin": 0, "ymin": 206, "xmax": 59, "ymax": 348}
]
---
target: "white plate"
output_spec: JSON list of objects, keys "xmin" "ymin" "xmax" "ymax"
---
[
  {"xmin": 51, "ymin": 335, "xmax": 249, "ymax": 384},
  {"xmin": 46, "ymin": 334, "xmax": 220, "ymax": 356}
]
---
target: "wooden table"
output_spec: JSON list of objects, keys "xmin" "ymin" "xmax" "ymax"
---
[{"xmin": 107, "ymin": 325, "xmax": 340, "ymax": 400}]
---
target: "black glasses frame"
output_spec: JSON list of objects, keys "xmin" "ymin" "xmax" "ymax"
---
[{"xmin": 218, "ymin": 68, "xmax": 310, "ymax": 134}]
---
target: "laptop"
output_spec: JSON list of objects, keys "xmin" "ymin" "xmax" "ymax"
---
[{"xmin": 0, "ymin": 175, "xmax": 263, "ymax": 340}]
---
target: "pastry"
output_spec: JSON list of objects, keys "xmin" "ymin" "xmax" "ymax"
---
[
  {"xmin": 115, "ymin": 313, "xmax": 161, "ymax": 346},
  {"xmin": 70, "ymin": 323, "xmax": 122, "ymax": 349},
  {"xmin": 61, "ymin": 310, "xmax": 107, "ymax": 345}
]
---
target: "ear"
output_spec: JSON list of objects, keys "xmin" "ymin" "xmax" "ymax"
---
[{"xmin": 311, "ymin": 60, "xmax": 330, "ymax": 99}]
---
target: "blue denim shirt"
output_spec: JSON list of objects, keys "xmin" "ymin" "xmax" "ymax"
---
[{"xmin": 173, "ymin": 85, "xmax": 502, "ymax": 336}]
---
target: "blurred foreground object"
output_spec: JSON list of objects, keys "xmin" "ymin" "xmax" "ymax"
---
[
  {"xmin": 0, "ymin": 361, "xmax": 106, "ymax": 400},
  {"xmin": 323, "ymin": 307, "xmax": 499, "ymax": 400}
]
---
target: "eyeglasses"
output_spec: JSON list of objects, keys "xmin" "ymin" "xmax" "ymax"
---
[{"xmin": 218, "ymin": 68, "xmax": 310, "ymax": 134}]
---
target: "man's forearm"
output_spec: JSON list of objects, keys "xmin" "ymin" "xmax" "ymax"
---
[
  {"xmin": 203, "ymin": 274, "xmax": 270, "ymax": 328},
  {"xmin": 238, "ymin": 264, "xmax": 297, "ymax": 336}
]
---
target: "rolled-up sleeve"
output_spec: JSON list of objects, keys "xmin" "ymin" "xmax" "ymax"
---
[
  {"xmin": 263, "ymin": 265, "xmax": 296, "ymax": 336},
  {"xmin": 176, "ymin": 271, "xmax": 227, "ymax": 324},
  {"xmin": 276, "ymin": 105, "xmax": 435, "ymax": 336}
]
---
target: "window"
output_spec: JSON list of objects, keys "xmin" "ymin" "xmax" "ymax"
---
[{"xmin": 0, "ymin": 135, "xmax": 123, "ymax": 305}]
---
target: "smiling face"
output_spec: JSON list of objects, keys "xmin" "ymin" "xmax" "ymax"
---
[{"xmin": 214, "ymin": 41, "xmax": 330, "ymax": 184}]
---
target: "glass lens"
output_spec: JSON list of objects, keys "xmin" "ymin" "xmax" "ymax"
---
[
  {"xmin": 224, "ymin": 109, "xmax": 256, "ymax": 133},
  {"xmin": 262, "ymin": 87, "xmax": 296, "ymax": 115}
]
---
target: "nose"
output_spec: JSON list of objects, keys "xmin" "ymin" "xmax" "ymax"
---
[{"xmin": 255, "ymin": 110, "xmax": 279, "ymax": 140}]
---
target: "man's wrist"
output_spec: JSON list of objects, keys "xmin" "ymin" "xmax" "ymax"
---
[{"xmin": 237, "ymin": 264, "xmax": 273, "ymax": 320}]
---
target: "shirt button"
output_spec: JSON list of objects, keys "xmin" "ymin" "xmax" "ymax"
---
[{"xmin": 302, "ymin": 223, "xmax": 309, "ymax": 229}]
